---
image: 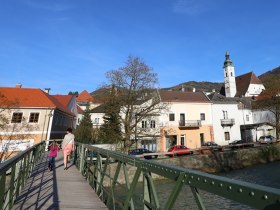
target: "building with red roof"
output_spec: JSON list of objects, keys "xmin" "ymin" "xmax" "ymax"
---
[{"xmin": 0, "ymin": 84, "xmax": 77, "ymax": 156}]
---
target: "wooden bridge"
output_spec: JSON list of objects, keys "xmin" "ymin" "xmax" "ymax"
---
[{"xmin": 11, "ymin": 152, "xmax": 107, "ymax": 210}]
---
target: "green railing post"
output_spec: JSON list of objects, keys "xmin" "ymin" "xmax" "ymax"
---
[
  {"xmin": 0, "ymin": 172, "xmax": 6, "ymax": 210},
  {"xmin": 7, "ymin": 164, "xmax": 16, "ymax": 210},
  {"xmin": 143, "ymin": 171, "xmax": 160, "ymax": 210},
  {"xmin": 163, "ymin": 173, "xmax": 185, "ymax": 210},
  {"xmin": 123, "ymin": 167, "xmax": 142, "ymax": 210},
  {"xmin": 190, "ymin": 186, "xmax": 206, "ymax": 210}
]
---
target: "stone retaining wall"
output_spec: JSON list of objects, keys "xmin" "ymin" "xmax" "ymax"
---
[{"xmin": 158, "ymin": 144, "xmax": 280, "ymax": 173}]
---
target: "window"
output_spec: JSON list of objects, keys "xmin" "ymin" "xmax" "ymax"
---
[
  {"xmin": 180, "ymin": 135, "xmax": 185, "ymax": 146},
  {"xmin": 224, "ymin": 132, "xmax": 230, "ymax": 140},
  {"xmin": 246, "ymin": 115, "xmax": 249, "ymax": 121},
  {"xmin": 29, "ymin": 112, "xmax": 39, "ymax": 123},
  {"xmin": 169, "ymin": 113, "xmax": 175, "ymax": 121},
  {"xmin": 142, "ymin": 121, "xmax": 147, "ymax": 128},
  {"xmin": 94, "ymin": 118, "xmax": 100, "ymax": 124},
  {"xmin": 11, "ymin": 112, "xmax": 23, "ymax": 123},
  {"xmin": 150, "ymin": 120, "xmax": 155, "ymax": 128},
  {"xmin": 180, "ymin": 114, "xmax": 185, "ymax": 126},
  {"xmin": 223, "ymin": 110, "xmax": 228, "ymax": 119},
  {"xmin": 200, "ymin": 113, "xmax": 205, "ymax": 120},
  {"xmin": 200, "ymin": 133, "xmax": 205, "ymax": 145}
]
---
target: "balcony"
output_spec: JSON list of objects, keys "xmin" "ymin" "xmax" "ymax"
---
[
  {"xmin": 179, "ymin": 120, "xmax": 201, "ymax": 128},
  {"xmin": 221, "ymin": 118, "xmax": 235, "ymax": 127}
]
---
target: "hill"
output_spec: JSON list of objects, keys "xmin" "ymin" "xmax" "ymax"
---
[
  {"xmin": 164, "ymin": 66, "xmax": 280, "ymax": 92},
  {"xmin": 91, "ymin": 66, "xmax": 280, "ymax": 96},
  {"xmin": 162, "ymin": 81, "xmax": 223, "ymax": 93},
  {"xmin": 258, "ymin": 66, "xmax": 280, "ymax": 88}
]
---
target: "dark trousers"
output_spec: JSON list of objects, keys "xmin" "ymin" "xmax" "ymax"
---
[{"xmin": 48, "ymin": 157, "xmax": 55, "ymax": 170}]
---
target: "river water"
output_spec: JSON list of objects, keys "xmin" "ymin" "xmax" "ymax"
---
[{"xmin": 107, "ymin": 161, "xmax": 280, "ymax": 210}]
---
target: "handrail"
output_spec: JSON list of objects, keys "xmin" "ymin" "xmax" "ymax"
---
[
  {"xmin": 75, "ymin": 142, "xmax": 280, "ymax": 210},
  {"xmin": 0, "ymin": 140, "xmax": 55, "ymax": 210}
]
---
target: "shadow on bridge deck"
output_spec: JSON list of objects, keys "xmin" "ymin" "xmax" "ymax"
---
[{"xmin": 12, "ymin": 152, "xmax": 108, "ymax": 210}]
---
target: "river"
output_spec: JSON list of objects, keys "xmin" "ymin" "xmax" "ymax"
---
[{"xmin": 107, "ymin": 161, "xmax": 280, "ymax": 210}]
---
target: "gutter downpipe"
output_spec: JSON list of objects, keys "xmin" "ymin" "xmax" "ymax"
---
[{"xmin": 45, "ymin": 109, "xmax": 54, "ymax": 151}]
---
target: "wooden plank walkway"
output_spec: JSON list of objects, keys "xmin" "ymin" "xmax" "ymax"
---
[{"xmin": 13, "ymin": 152, "xmax": 108, "ymax": 210}]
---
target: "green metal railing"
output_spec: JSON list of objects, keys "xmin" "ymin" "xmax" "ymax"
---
[
  {"xmin": 75, "ymin": 142, "xmax": 280, "ymax": 210},
  {"xmin": 0, "ymin": 141, "xmax": 46, "ymax": 210}
]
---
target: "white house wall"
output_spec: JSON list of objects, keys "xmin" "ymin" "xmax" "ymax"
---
[
  {"xmin": 160, "ymin": 102, "xmax": 212, "ymax": 127},
  {"xmin": 246, "ymin": 84, "xmax": 265, "ymax": 97},
  {"xmin": 237, "ymin": 108, "xmax": 253, "ymax": 126},
  {"xmin": 211, "ymin": 103, "xmax": 241, "ymax": 145},
  {"xmin": 90, "ymin": 113, "xmax": 104, "ymax": 128}
]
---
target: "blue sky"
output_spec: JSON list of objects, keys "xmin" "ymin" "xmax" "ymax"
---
[{"xmin": 1, "ymin": 0, "xmax": 280, "ymax": 95}]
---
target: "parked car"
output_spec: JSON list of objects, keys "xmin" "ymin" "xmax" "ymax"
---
[
  {"xmin": 228, "ymin": 140, "xmax": 254, "ymax": 149},
  {"xmin": 87, "ymin": 151, "xmax": 109, "ymax": 162},
  {"xmin": 202, "ymin": 141, "xmax": 220, "ymax": 147},
  {"xmin": 128, "ymin": 148, "xmax": 158, "ymax": 159},
  {"xmin": 258, "ymin": 135, "xmax": 276, "ymax": 144},
  {"xmin": 201, "ymin": 141, "xmax": 222, "ymax": 151},
  {"xmin": 167, "ymin": 145, "xmax": 193, "ymax": 157},
  {"xmin": 229, "ymin": 140, "xmax": 247, "ymax": 145}
]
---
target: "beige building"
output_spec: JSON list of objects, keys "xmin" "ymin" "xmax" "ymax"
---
[
  {"xmin": 0, "ymin": 85, "xmax": 77, "ymax": 157},
  {"xmin": 158, "ymin": 90, "xmax": 213, "ymax": 151}
]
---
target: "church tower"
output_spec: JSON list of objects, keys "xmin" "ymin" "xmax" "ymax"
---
[{"xmin": 223, "ymin": 52, "xmax": 236, "ymax": 97}]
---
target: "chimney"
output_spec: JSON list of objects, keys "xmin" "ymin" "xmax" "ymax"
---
[
  {"xmin": 193, "ymin": 87, "xmax": 196, "ymax": 92},
  {"xmin": 15, "ymin": 83, "xmax": 22, "ymax": 88},
  {"xmin": 44, "ymin": 88, "xmax": 51, "ymax": 94}
]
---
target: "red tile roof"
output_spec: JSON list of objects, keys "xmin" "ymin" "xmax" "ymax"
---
[
  {"xmin": 77, "ymin": 90, "xmax": 93, "ymax": 103},
  {"xmin": 159, "ymin": 90, "xmax": 210, "ymax": 102},
  {"xmin": 0, "ymin": 87, "xmax": 74, "ymax": 116},
  {"xmin": 50, "ymin": 95, "xmax": 76, "ymax": 115},
  {"xmin": 52, "ymin": 95, "xmax": 74, "ymax": 107}
]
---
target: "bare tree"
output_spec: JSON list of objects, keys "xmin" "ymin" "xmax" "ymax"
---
[
  {"xmin": 105, "ymin": 56, "xmax": 165, "ymax": 151},
  {"xmin": 253, "ymin": 84, "xmax": 280, "ymax": 139}
]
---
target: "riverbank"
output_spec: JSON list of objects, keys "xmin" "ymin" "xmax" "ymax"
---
[{"xmin": 158, "ymin": 143, "xmax": 280, "ymax": 173}]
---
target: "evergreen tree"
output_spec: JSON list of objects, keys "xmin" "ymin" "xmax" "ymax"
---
[
  {"xmin": 99, "ymin": 86, "xmax": 122, "ymax": 145},
  {"xmin": 74, "ymin": 106, "xmax": 95, "ymax": 144},
  {"xmin": 68, "ymin": 91, "xmax": 79, "ymax": 96}
]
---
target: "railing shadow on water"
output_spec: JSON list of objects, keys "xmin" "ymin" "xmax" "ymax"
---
[
  {"xmin": 0, "ymin": 139, "xmax": 62, "ymax": 210},
  {"xmin": 74, "ymin": 142, "xmax": 280, "ymax": 210}
]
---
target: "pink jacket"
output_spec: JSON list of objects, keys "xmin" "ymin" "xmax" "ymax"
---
[{"xmin": 48, "ymin": 144, "xmax": 60, "ymax": 158}]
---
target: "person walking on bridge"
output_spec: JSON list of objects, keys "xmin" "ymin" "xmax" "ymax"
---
[
  {"xmin": 62, "ymin": 128, "xmax": 75, "ymax": 170},
  {"xmin": 48, "ymin": 140, "xmax": 60, "ymax": 171}
]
